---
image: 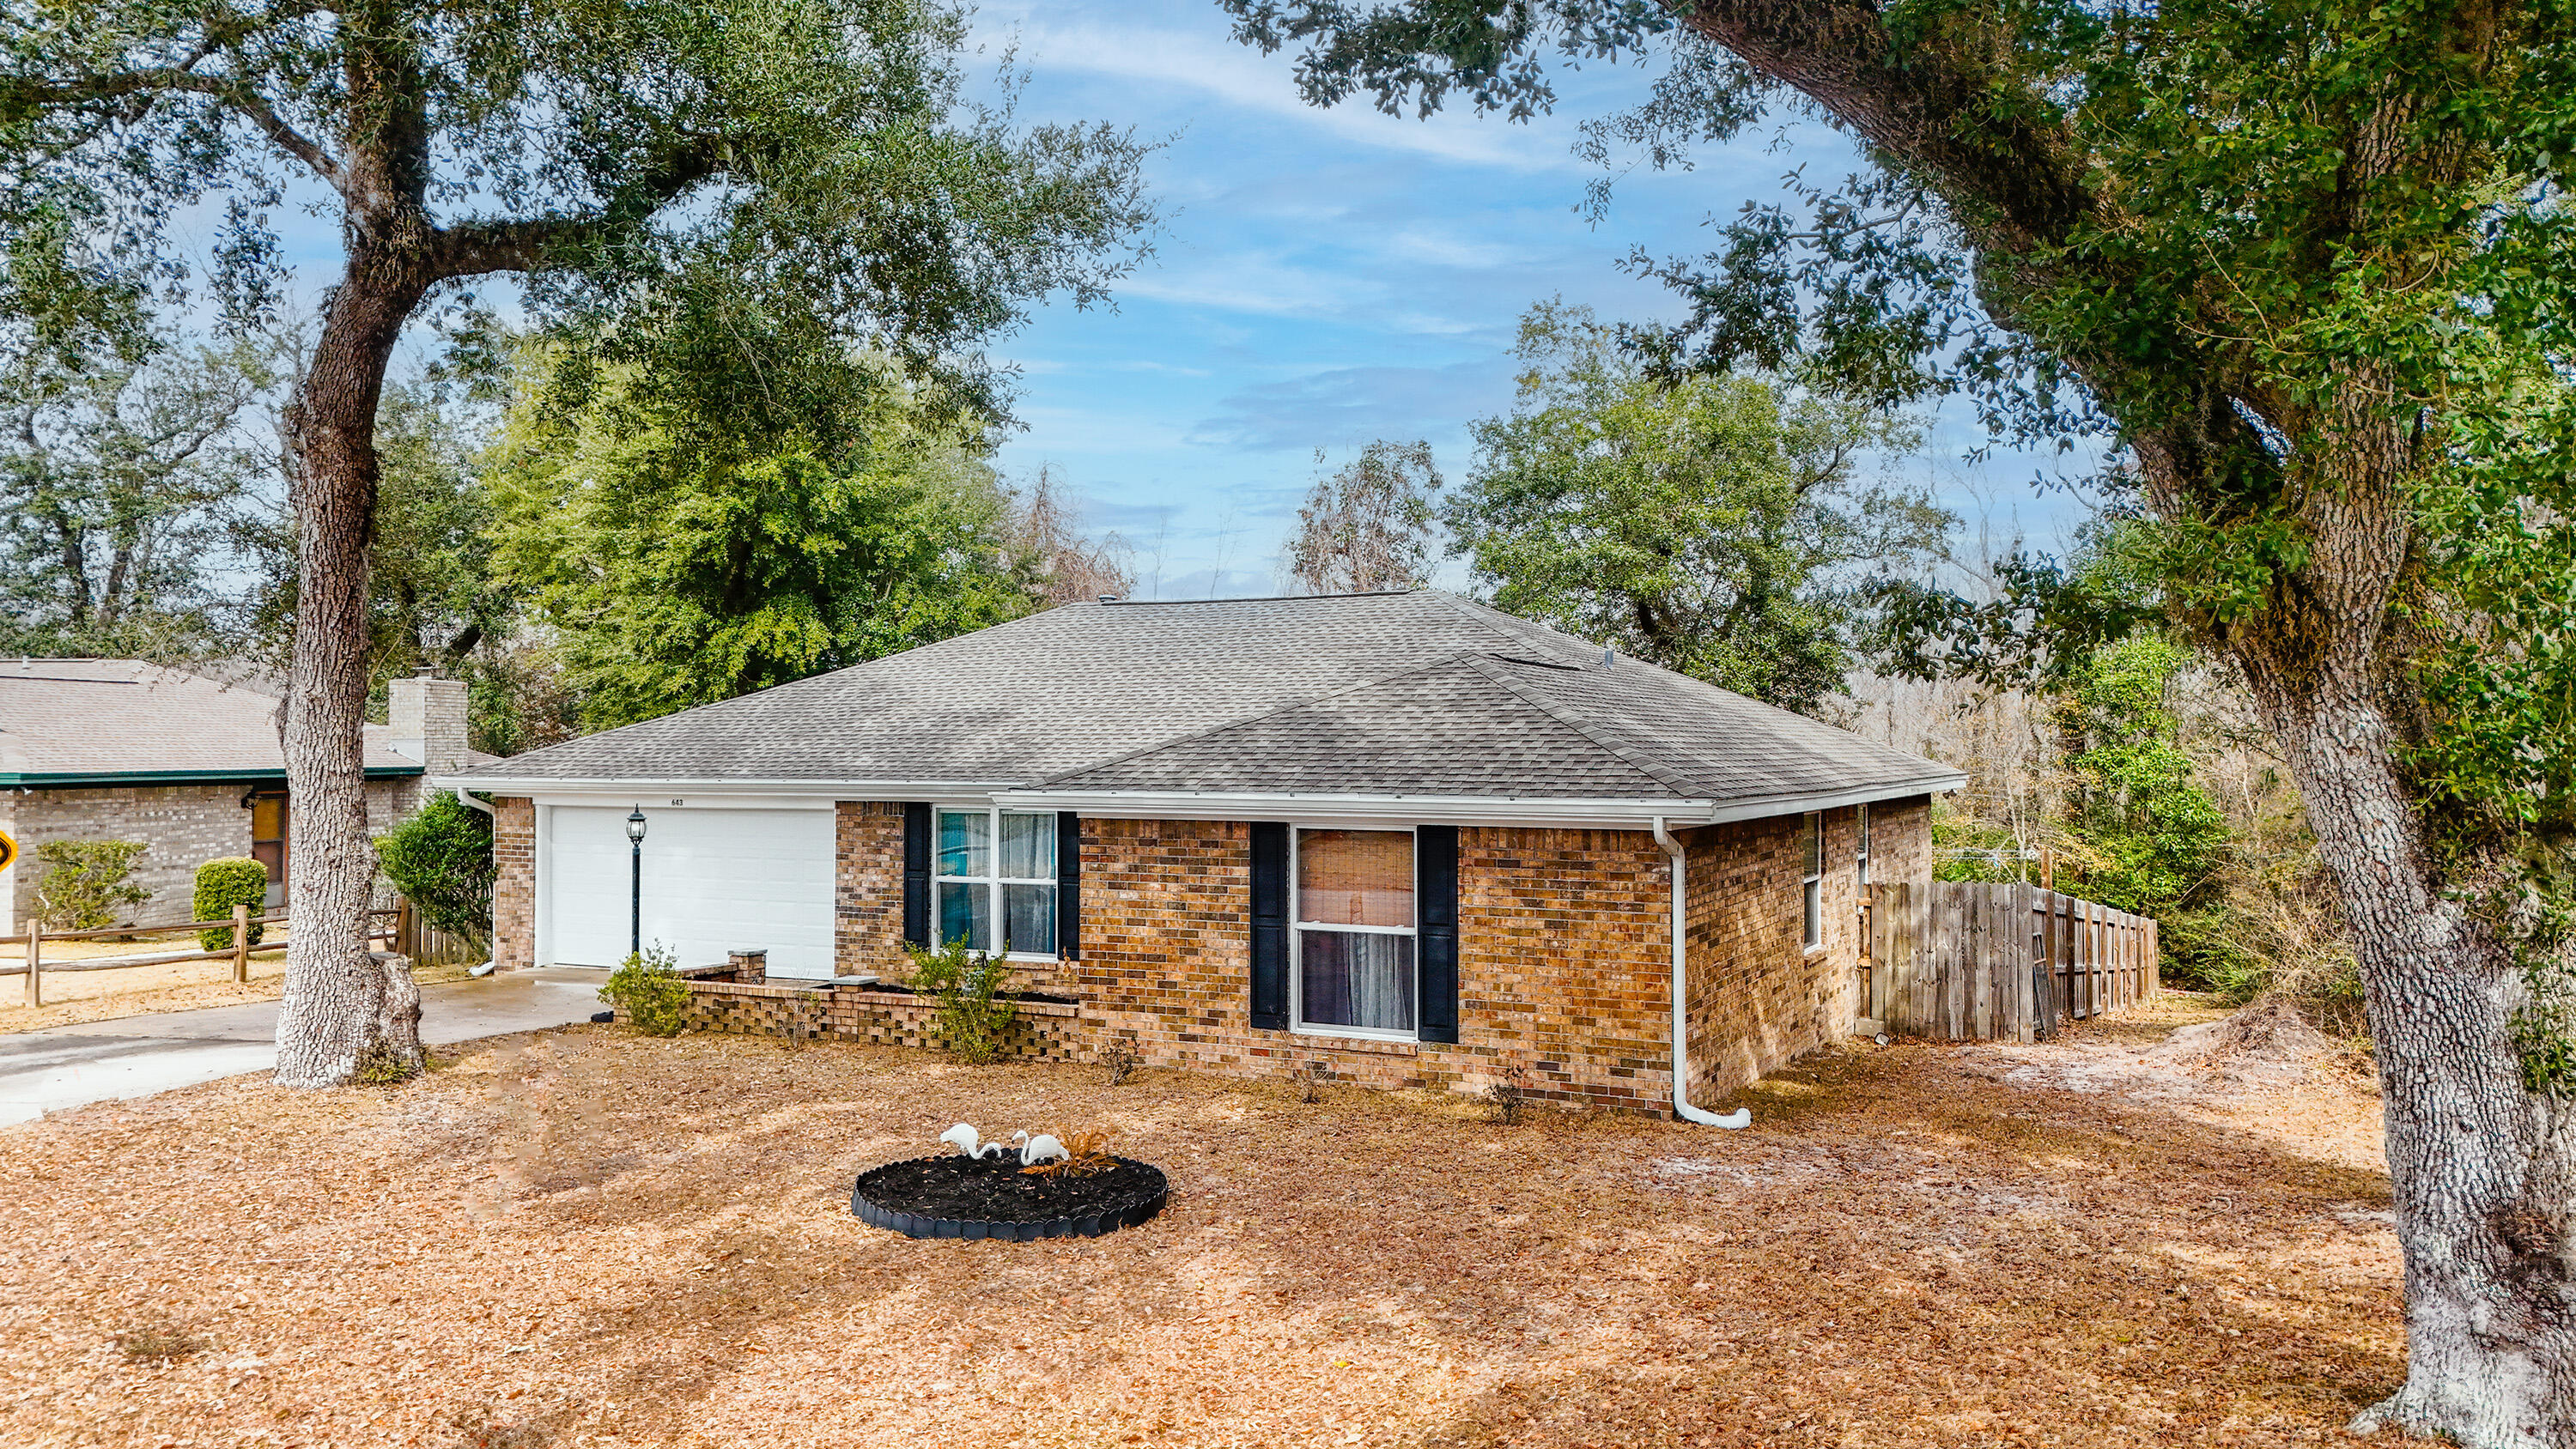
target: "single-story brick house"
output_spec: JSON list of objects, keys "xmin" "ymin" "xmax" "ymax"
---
[
  {"xmin": 441, "ymin": 591, "xmax": 1961, "ymax": 1114},
  {"xmin": 2, "ymin": 663, "xmax": 476, "ymax": 927}
]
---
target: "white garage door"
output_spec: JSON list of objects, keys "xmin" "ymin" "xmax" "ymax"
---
[{"xmin": 540, "ymin": 805, "xmax": 835, "ymax": 977}]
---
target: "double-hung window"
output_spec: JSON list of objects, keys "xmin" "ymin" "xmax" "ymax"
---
[
  {"xmin": 1293, "ymin": 828, "xmax": 1417, "ymax": 1038},
  {"xmin": 935, "ymin": 808, "xmax": 1058, "ymax": 957},
  {"xmin": 1801, "ymin": 811, "xmax": 1824, "ymax": 950}
]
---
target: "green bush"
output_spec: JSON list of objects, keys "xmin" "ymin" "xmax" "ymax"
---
[
  {"xmin": 33, "ymin": 839, "xmax": 150, "ymax": 930},
  {"xmin": 599, "ymin": 943, "xmax": 690, "ymax": 1037},
  {"xmin": 193, "ymin": 858, "xmax": 269, "ymax": 950},
  {"xmin": 374, "ymin": 792, "xmax": 497, "ymax": 942},
  {"xmin": 907, "ymin": 935, "xmax": 1019, "ymax": 1064}
]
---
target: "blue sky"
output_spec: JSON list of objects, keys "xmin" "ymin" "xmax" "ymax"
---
[{"xmin": 966, "ymin": 0, "xmax": 2096, "ymax": 597}]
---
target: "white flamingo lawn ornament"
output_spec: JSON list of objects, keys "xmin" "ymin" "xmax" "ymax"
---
[
  {"xmin": 939, "ymin": 1123, "xmax": 1006, "ymax": 1160},
  {"xmin": 1009, "ymin": 1130, "xmax": 1069, "ymax": 1168}
]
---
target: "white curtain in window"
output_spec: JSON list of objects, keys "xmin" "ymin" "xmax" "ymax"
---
[
  {"xmin": 999, "ymin": 812, "xmax": 1054, "ymax": 879},
  {"xmin": 1299, "ymin": 930, "xmax": 1415, "ymax": 1032}
]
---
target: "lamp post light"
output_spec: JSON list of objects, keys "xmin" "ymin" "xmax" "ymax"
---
[{"xmin": 626, "ymin": 806, "xmax": 647, "ymax": 960}]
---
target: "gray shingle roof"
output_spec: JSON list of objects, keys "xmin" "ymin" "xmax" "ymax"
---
[
  {"xmin": 459, "ymin": 591, "xmax": 1954, "ymax": 808},
  {"xmin": 0, "ymin": 660, "xmax": 423, "ymax": 781}
]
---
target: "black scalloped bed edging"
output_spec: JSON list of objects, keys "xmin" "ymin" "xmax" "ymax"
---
[{"xmin": 849, "ymin": 1157, "xmax": 1170, "ymax": 1241}]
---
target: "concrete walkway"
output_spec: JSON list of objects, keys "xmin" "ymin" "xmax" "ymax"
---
[{"xmin": 0, "ymin": 967, "xmax": 607, "ymax": 1126}]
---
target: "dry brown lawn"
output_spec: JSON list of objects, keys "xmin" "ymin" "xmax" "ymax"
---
[{"xmin": 1, "ymin": 1000, "xmax": 2425, "ymax": 1448}]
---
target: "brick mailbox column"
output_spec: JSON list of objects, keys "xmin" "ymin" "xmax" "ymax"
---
[{"xmin": 728, "ymin": 949, "xmax": 768, "ymax": 985}]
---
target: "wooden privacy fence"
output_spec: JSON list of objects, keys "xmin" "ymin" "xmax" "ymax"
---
[{"xmin": 1867, "ymin": 882, "xmax": 2159, "ymax": 1043}]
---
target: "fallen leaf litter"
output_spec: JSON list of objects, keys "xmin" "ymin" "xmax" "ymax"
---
[{"xmin": 0, "ymin": 994, "xmax": 2433, "ymax": 1446}]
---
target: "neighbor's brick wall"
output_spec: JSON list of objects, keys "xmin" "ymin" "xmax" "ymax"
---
[
  {"xmin": 1679, "ymin": 797, "xmax": 1933, "ymax": 1103},
  {"xmin": 492, "ymin": 796, "xmax": 535, "ymax": 970},
  {"xmin": 9, "ymin": 778, "xmax": 414, "ymax": 929}
]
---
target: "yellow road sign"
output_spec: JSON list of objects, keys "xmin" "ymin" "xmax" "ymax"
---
[{"xmin": 0, "ymin": 829, "xmax": 13, "ymax": 874}]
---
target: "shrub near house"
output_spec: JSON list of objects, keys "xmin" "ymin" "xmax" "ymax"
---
[
  {"xmin": 194, "ymin": 858, "xmax": 268, "ymax": 950},
  {"xmin": 33, "ymin": 840, "xmax": 149, "ymax": 931}
]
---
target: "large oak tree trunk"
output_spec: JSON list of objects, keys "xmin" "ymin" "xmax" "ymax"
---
[
  {"xmin": 2251, "ymin": 682, "xmax": 2576, "ymax": 1445},
  {"xmin": 271, "ymin": 256, "xmax": 428, "ymax": 1088}
]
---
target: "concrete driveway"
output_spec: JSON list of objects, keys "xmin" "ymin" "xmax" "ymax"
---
[{"xmin": 0, "ymin": 967, "xmax": 607, "ymax": 1126}]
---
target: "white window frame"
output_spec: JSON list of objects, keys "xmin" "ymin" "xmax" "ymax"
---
[
  {"xmin": 1856, "ymin": 803, "xmax": 1871, "ymax": 893},
  {"xmin": 1801, "ymin": 810, "xmax": 1825, "ymax": 952},
  {"xmin": 1289, "ymin": 822, "xmax": 1421, "ymax": 1043},
  {"xmin": 933, "ymin": 803, "xmax": 1060, "ymax": 962}
]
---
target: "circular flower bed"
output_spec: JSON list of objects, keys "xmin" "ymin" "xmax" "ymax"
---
[{"xmin": 850, "ymin": 1154, "xmax": 1169, "ymax": 1240}]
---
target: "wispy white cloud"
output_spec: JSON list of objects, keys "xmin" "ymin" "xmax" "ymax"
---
[{"xmin": 980, "ymin": 16, "xmax": 1580, "ymax": 173}]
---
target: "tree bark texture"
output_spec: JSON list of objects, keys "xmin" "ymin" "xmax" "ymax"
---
[{"xmin": 271, "ymin": 251, "xmax": 428, "ymax": 1088}]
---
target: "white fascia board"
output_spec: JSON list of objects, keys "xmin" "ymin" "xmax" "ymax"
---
[
  {"xmin": 991, "ymin": 775, "xmax": 1964, "ymax": 829},
  {"xmin": 435, "ymin": 775, "xmax": 1016, "ymax": 800}
]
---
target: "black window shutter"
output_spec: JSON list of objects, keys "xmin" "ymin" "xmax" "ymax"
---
[
  {"xmin": 1249, "ymin": 822, "xmax": 1290, "ymax": 1030},
  {"xmin": 1056, "ymin": 811, "xmax": 1082, "ymax": 961},
  {"xmin": 1417, "ymin": 825, "xmax": 1461, "ymax": 1044},
  {"xmin": 902, "ymin": 803, "xmax": 932, "ymax": 949}
]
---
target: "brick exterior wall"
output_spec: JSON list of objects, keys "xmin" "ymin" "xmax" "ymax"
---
[
  {"xmin": 5, "ymin": 778, "xmax": 414, "ymax": 930},
  {"xmin": 1067, "ymin": 819, "xmax": 1682, "ymax": 1113},
  {"xmin": 1679, "ymin": 796, "xmax": 1934, "ymax": 1103},
  {"xmin": 494, "ymin": 794, "xmax": 1937, "ymax": 1113},
  {"xmin": 835, "ymin": 803, "xmax": 908, "ymax": 979},
  {"xmin": 492, "ymin": 796, "xmax": 535, "ymax": 970},
  {"xmin": 651, "ymin": 979, "xmax": 1085, "ymax": 1059}
]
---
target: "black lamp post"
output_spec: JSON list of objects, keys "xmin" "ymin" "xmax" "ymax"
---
[{"xmin": 625, "ymin": 806, "xmax": 647, "ymax": 958}]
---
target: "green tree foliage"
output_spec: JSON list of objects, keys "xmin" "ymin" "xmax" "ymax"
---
[
  {"xmin": 483, "ymin": 348, "xmax": 1041, "ymax": 731},
  {"xmin": 1447, "ymin": 302, "xmax": 1947, "ymax": 714},
  {"xmin": 373, "ymin": 793, "xmax": 496, "ymax": 943},
  {"xmin": 192, "ymin": 858, "xmax": 268, "ymax": 950},
  {"xmin": 0, "ymin": 277, "xmax": 276, "ymax": 661},
  {"xmin": 2056, "ymin": 636, "xmax": 2232, "ymax": 922},
  {"xmin": 33, "ymin": 840, "xmax": 149, "ymax": 930}
]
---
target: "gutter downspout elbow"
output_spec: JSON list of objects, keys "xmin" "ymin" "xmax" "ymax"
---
[
  {"xmin": 453, "ymin": 786, "xmax": 495, "ymax": 818},
  {"xmin": 1655, "ymin": 816, "xmax": 1751, "ymax": 1130}
]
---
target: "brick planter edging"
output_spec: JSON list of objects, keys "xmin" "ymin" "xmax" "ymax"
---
[{"xmin": 630, "ymin": 978, "xmax": 1087, "ymax": 1061}]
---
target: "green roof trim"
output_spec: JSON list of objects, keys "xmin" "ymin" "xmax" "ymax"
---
[{"xmin": 0, "ymin": 766, "xmax": 423, "ymax": 788}]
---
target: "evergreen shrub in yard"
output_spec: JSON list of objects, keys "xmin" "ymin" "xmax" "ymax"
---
[{"xmin": 194, "ymin": 858, "xmax": 269, "ymax": 951}]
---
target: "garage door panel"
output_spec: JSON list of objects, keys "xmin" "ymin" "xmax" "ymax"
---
[{"xmin": 543, "ymin": 807, "xmax": 835, "ymax": 976}]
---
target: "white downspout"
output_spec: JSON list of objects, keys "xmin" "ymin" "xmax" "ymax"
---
[
  {"xmin": 1655, "ymin": 816, "xmax": 1751, "ymax": 1129},
  {"xmin": 453, "ymin": 786, "xmax": 495, "ymax": 818}
]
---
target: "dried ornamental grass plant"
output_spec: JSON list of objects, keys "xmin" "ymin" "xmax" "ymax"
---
[{"xmin": 1022, "ymin": 1130, "xmax": 1116, "ymax": 1179}]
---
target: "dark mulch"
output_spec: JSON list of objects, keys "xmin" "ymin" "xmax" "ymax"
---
[{"xmin": 854, "ymin": 1152, "xmax": 1164, "ymax": 1223}]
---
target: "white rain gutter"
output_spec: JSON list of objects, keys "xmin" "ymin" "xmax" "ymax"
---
[
  {"xmin": 453, "ymin": 786, "xmax": 495, "ymax": 818},
  {"xmin": 1655, "ymin": 815, "xmax": 1751, "ymax": 1130}
]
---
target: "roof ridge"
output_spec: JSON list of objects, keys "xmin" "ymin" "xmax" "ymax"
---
[
  {"xmin": 1451, "ymin": 652, "xmax": 1709, "ymax": 801},
  {"xmin": 1028, "ymin": 651, "xmax": 1539, "ymax": 789},
  {"xmin": 1416, "ymin": 590, "xmax": 1605, "ymax": 665}
]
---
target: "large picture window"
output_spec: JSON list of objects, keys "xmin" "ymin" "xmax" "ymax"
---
[
  {"xmin": 935, "ymin": 808, "xmax": 1057, "ymax": 956},
  {"xmin": 1293, "ymin": 828, "xmax": 1416, "ymax": 1037}
]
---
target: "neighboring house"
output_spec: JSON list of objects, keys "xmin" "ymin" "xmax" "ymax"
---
[
  {"xmin": 442, "ymin": 591, "xmax": 1964, "ymax": 1113},
  {"xmin": 1, "ymin": 663, "xmax": 477, "ymax": 928}
]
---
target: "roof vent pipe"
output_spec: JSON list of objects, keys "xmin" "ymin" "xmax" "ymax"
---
[
  {"xmin": 1601, "ymin": 646, "xmax": 1614, "ymax": 668},
  {"xmin": 1654, "ymin": 815, "xmax": 1753, "ymax": 1130}
]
